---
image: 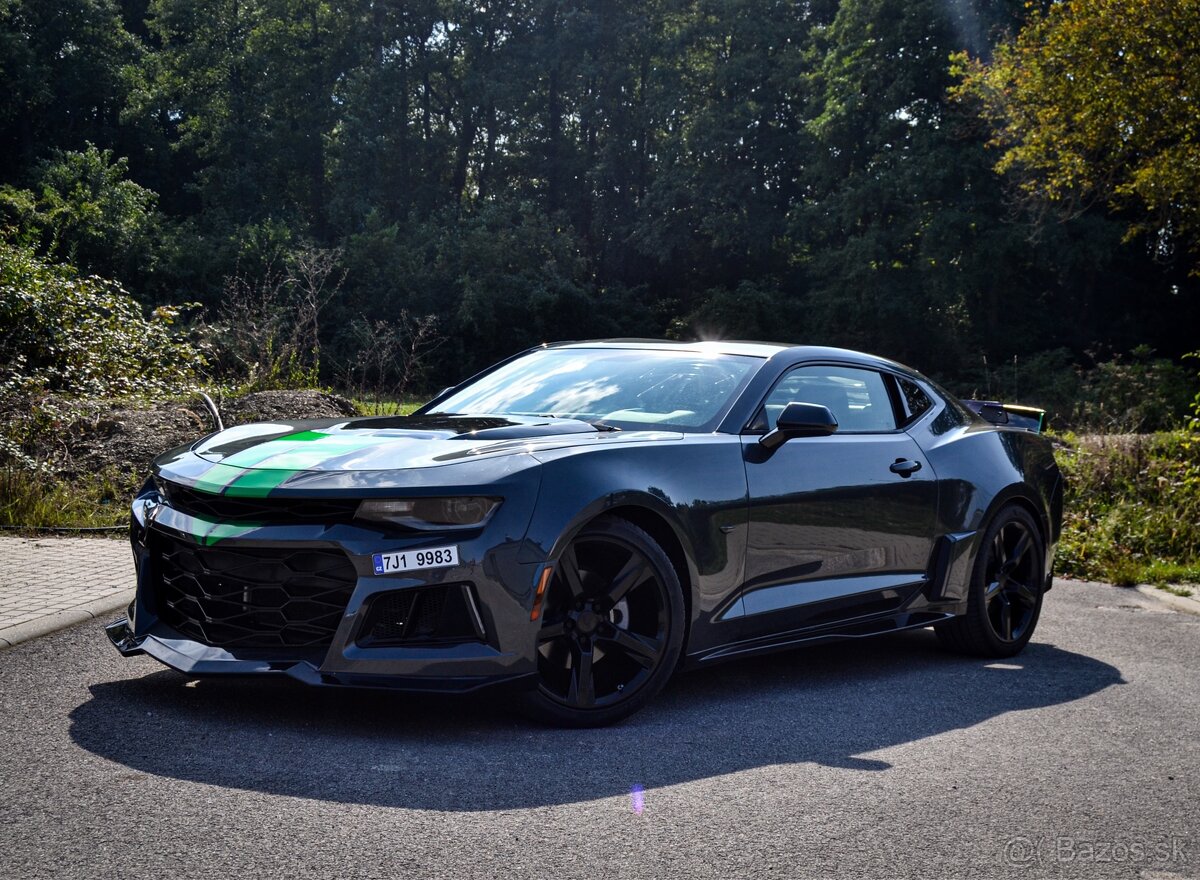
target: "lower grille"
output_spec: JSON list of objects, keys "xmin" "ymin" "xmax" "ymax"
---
[
  {"xmin": 151, "ymin": 533, "xmax": 357, "ymax": 649},
  {"xmin": 357, "ymin": 585, "xmax": 485, "ymax": 647}
]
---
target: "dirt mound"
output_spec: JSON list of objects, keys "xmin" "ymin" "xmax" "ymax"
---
[
  {"xmin": 219, "ymin": 390, "xmax": 358, "ymax": 426},
  {"xmin": 63, "ymin": 399, "xmax": 214, "ymax": 479},
  {"xmin": 3, "ymin": 390, "xmax": 358, "ymax": 482}
]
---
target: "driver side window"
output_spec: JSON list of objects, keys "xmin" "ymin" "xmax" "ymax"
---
[{"xmin": 759, "ymin": 365, "xmax": 897, "ymax": 433}]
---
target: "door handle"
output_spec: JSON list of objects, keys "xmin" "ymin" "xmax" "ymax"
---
[{"xmin": 889, "ymin": 458, "xmax": 922, "ymax": 477}]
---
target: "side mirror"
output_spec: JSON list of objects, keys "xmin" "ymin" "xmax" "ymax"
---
[{"xmin": 759, "ymin": 402, "xmax": 838, "ymax": 450}]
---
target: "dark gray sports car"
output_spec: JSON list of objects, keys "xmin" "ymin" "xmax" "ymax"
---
[{"xmin": 107, "ymin": 340, "xmax": 1063, "ymax": 726}]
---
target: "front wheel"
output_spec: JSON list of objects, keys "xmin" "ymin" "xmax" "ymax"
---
[
  {"xmin": 936, "ymin": 504, "xmax": 1046, "ymax": 657},
  {"xmin": 521, "ymin": 517, "xmax": 685, "ymax": 727}
]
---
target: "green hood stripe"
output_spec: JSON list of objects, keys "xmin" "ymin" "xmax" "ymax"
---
[
  {"xmin": 192, "ymin": 463, "xmax": 255, "ymax": 494},
  {"xmin": 222, "ymin": 436, "xmax": 383, "ymax": 496},
  {"xmin": 199, "ymin": 521, "xmax": 260, "ymax": 545},
  {"xmin": 189, "ymin": 429, "xmax": 380, "ymax": 496},
  {"xmin": 224, "ymin": 467, "xmax": 297, "ymax": 497},
  {"xmin": 220, "ymin": 433, "xmax": 378, "ymax": 469},
  {"xmin": 169, "ymin": 511, "xmax": 259, "ymax": 545},
  {"xmin": 219, "ymin": 430, "xmax": 340, "ymax": 469},
  {"xmin": 188, "ymin": 430, "xmax": 329, "ymax": 492}
]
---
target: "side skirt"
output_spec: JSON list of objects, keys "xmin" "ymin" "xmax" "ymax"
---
[{"xmin": 684, "ymin": 608, "xmax": 957, "ymax": 667}]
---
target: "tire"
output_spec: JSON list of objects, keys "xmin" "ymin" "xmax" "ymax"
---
[
  {"xmin": 521, "ymin": 516, "xmax": 686, "ymax": 727},
  {"xmin": 936, "ymin": 504, "xmax": 1046, "ymax": 657}
]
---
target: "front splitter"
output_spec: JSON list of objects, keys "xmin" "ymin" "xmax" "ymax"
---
[{"xmin": 105, "ymin": 617, "xmax": 535, "ymax": 694}]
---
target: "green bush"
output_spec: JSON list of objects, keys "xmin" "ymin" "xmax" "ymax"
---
[
  {"xmin": 0, "ymin": 144, "xmax": 160, "ymax": 285},
  {"xmin": 951, "ymin": 346, "xmax": 1199, "ymax": 433},
  {"xmin": 0, "ymin": 240, "xmax": 207, "ymax": 398}
]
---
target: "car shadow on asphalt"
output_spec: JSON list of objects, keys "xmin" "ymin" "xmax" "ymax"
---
[{"xmin": 69, "ymin": 629, "xmax": 1122, "ymax": 810}]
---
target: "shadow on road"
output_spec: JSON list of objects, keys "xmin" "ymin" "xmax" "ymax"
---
[{"xmin": 69, "ymin": 630, "xmax": 1122, "ymax": 810}]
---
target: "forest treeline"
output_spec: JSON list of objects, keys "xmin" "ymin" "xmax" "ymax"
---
[{"xmin": 1, "ymin": 0, "xmax": 1198, "ymax": 421}]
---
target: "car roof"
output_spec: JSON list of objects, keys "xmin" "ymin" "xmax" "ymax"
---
[
  {"xmin": 545, "ymin": 339, "xmax": 919, "ymax": 374},
  {"xmin": 545, "ymin": 338, "xmax": 787, "ymax": 358}
]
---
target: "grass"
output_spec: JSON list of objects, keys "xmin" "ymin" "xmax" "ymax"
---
[
  {"xmin": 1140, "ymin": 561, "xmax": 1200, "ymax": 587},
  {"xmin": 0, "ymin": 468, "xmax": 132, "ymax": 531},
  {"xmin": 1155, "ymin": 583, "xmax": 1197, "ymax": 598},
  {"xmin": 352, "ymin": 397, "xmax": 425, "ymax": 416},
  {"xmin": 1053, "ymin": 430, "xmax": 1200, "ymax": 587}
]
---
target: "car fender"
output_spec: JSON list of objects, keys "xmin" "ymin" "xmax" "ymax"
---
[
  {"xmin": 518, "ymin": 439, "xmax": 750, "ymax": 644},
  {"xmin": 925, "ymin": 432, "xmax": 1059, "ymax": 603}
]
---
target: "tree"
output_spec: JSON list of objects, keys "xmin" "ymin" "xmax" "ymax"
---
[
  {"xmin": 0, "ymin": 144, "xmax": 160, "ymax": 285},
  {"xmin": 0, "ymin": 0, "xmax": 142, "ymax": 176},
  {"xmin": 143, "ymin": 0, "xmax": 270, "ymax": 225},
  {"xmin": 956, "ymin": 0, "xmax": 1200, "ymax": 270},
  {"xmin": 794, "ymin": 0, "xmax": 1037, "ymax": 369}
]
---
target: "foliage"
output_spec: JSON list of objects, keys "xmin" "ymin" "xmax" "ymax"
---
[
  {"xmin": 0, "ymin": 0, "xmax": 143, "ymax": 168},
  {"xmin": 0, "ymin": 144, "xmax": 160, "ymax": 284},
  {"xmin": 955, "ymin": 0, "xmax": 1200, "ymax": 270},
  {"xmin": 0, "ymin": 468, "xmax": 131, "ymax": 529},
  {"xmin": 334, "ymin": 202, "xmax": 655, "ymax": 375},
  {"xmin": 1055, "ymin": 430, "xmax": 1200, "ymax": 586},
  {"xmin": 0, "ymin": 0, "xmax": 1197, "ymax": 392},
  {"xmin": 205, "ymin": 245, "xmax": 343, "ymax": 391},
  {"xmin": 336, "ymin": 313, "xmax": 443, "ymax": 412},
  {"xmin": 0, "ymin": 240, "xmax": 207, "ymax": 398},
  {"xmin": 1070, "ymin": 348, "xmax": 1198, "ymax": 433},
  {"xmin": 952, "ymin": 346, "xmax": 1199, "ymax": 433}
]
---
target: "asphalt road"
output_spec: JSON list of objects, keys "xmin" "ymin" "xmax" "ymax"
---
[{"xmin": 0, "ymin": 579, "xmax": 1196, "ymax": 880}]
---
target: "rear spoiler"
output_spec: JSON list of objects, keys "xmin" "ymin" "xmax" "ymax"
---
[{"xmin": 961, "ymin": 400, "xmax": 1046, "ymax": 434}]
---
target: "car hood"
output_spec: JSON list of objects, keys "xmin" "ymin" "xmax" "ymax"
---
[{"xmin": 154, "ymin": 414, "xmax": 683, "ymax": 494}]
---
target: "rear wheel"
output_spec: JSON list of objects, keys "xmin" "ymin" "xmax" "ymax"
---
[
  {"xmin": 936, "ymin": 505, "xmax": 1045, "ymax": 657},
  {"xmin": 522, "ymin": 517, "xmax": 685, "ymax": 727}
]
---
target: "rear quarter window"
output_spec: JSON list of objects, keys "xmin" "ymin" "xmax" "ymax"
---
[{"xmin": 896, "ymin": 376, "xmax": 933, "ymax": 426}]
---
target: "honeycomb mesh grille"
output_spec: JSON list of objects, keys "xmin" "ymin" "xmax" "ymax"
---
[{"xmin": 151, "ymin": 533, "xmax": 357, "ymax": 649}]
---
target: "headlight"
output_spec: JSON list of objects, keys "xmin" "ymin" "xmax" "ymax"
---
[{"xmin": 355, "ymin": 497, "xmax": 502, "ymax": 530}]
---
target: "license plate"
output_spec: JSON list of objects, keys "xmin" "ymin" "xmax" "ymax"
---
[{"xmin": 372, "ymin": 545, "xmax": 459, "ymax": 575}]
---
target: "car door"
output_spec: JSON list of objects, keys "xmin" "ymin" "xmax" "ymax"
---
[{"xmin": 734, "ymin": 363, "xmax": 938, "ymax": 632}]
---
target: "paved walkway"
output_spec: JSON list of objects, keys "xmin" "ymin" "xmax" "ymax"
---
[{"xmin": 0, "ymin": 536, "xmax": 134, "ymax": 649}]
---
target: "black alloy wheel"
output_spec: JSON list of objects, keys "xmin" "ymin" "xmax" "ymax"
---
[
  {"xmin": 523, "ymin": 516, "xmax": 685, "ymax": 727},
  {"xmin": 936, "ymin": 504, "xmax": 1045, "ymax": 657},
  {"xmin": 983, "ymin": 518, "xmax": 1041, "ymax": 642}
]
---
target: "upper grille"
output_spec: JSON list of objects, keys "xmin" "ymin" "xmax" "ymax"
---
[
  {"xmin": 150, "ymin": 532, "xmax": 357, "ymax": 649},
  {"xmin": 161, "ymin": 481, "xmax": 360, "ymax": 525}
]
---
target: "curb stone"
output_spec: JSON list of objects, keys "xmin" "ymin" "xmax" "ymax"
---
[
  {"xmin": 1134, "ymin": 584, "xmax": 1200, "ymax": 617},
  {"xmin": 0, "ymin": 590, "xmax": 135, "ymax": 650}
]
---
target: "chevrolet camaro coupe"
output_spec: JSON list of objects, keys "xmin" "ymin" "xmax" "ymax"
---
[{"xmin": 107, "ymin": 340, "xmax": 1064, "ymax": 726}]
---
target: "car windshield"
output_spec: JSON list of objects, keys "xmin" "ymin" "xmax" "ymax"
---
[{"xmin": 431, "ymin": 347, "xmax": 761, "ymax": 431}]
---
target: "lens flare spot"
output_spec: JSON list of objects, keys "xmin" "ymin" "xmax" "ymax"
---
[{"xmin": 630, "ymin": 784, "xmax": 645, "ymax": 814}]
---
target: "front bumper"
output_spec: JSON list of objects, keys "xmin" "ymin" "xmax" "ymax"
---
[
  {"xmin": 105, "ymin": 616, "xmax": 536, "ymax": 693},
  {"xmin": 112, "ymin": 480, "xmax": 548, "ymax": 694}
]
